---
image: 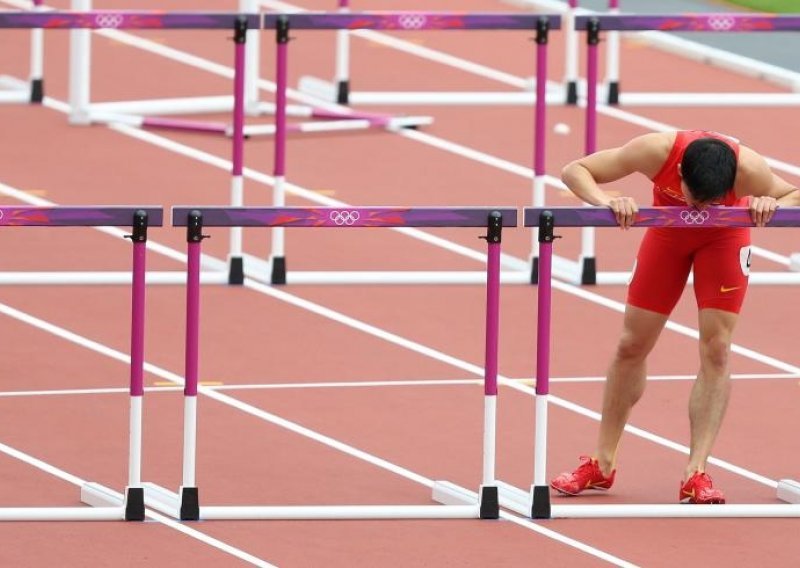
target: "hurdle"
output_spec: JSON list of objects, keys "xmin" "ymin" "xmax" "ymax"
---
[
  {"xmin": 566, "ymin": 13, "xmax": 800, "ymax": 287},
  {"xmin": 121, "ymin": 205, "xmax": 514, "ymax": 521},
  {"xmin": 60, "ymin": 0, "xmax": 430, "ymax": 137},
  {"xmin": 0, "ymin": 206, "xmax": 161, "ymax": 521},
  {"xmin": 259, "ymin": 12, "xmax": 560, "ymax": 286},
  {"xmin": 0, "ymin": 10, "xmax": 260, "ymax": 285},
  {"xmin": 258, "ymin": 0, "xmax": 566, "ymax": 106},
  {"xmin": 506, "ymin": 206, "xmax": 800, "ymax": 519},
  {"xmin": 0, "ymin": 0, "xmax": 44, "ymax": 104},
  {"xmin": 576, "ymin": 12, "xmax": 800, "ymax": 107},
  {"xmin": 512, "ymin": 0, "xmax": 800, "ymax": 105}
]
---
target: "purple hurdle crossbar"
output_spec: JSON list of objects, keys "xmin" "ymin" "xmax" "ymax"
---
[
  {"xmin": 575, "ymin": 13, "xmax": 800, "ymax": 33},
  {"xmin": 523, "ymin": 205, "xmax": 800, "ymax": 519},
  {"xmin": 0, "ymin": 11, "xmax": 260, "ymax": 29},
  {"xmin": 263, "ymin": 12, "xmax": 560, "ymax": 31},
  {"xmin": 0, "ymin": 206, "xmax": 162, "ymax": 521},
  {"xmin": 171, "ymin": 206, "xmax": 516, "ymax": 520}
]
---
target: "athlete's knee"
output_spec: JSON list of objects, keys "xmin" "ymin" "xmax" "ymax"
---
[
  {"xmin": 699, "ymin": 335, "xmax": 731, "ymax": 372},
  {"xmin": 614, "ymin": 330, "xmax": 654, "ymax": 363}
]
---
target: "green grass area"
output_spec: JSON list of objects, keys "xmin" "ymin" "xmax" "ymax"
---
[{"xmin": 725, "ymin": 0, "xmax": 799, "ymax": 12}]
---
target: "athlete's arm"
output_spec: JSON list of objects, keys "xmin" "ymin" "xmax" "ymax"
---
[
  {"xmin": 735, "ymin": 147, "xmax": 800, "ymax": 226},
  {"xmin": 561, "ymin": 132, "xmax": 671, "ymax": 229}
]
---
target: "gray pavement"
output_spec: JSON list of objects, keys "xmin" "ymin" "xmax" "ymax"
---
[{"xmin": 577, "ymin": 0, "xmax": 800, "ymax": 74}]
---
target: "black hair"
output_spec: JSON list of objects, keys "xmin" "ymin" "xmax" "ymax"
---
[{"xmin": 680, "ymin": 137, "xmax": 737, "ymax": 203}]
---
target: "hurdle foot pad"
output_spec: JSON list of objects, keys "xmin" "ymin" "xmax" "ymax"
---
[
  {"xmin": 271, "ymin": 257, "xmax": 287, "ymax": 285},
  {"xmin": 180, "ymin": 487, "xmax": 200, "ymax": 521},
  {"xmin": 125, "ymin": 487, "xmax": 146, "ymax": 521},
  {"xmin": 777, "ymin": 479, "xmax": 800, "ymax": 504},
  {"xmin": 479, "ymin": 486, "xmax": 499, "ymax": 519},
  {"xmin": 531, "ymin": 485, "xmax": 551, "ymax": 519},
  {"xmin": 228, "ymin": 256, "xmax": 244, "ymax": 285}
]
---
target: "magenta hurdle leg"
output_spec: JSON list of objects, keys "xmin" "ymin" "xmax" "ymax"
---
[
  {"xmin": 269, "ymin": 17, "xmax": 290, "ymax": 284},
  {"xmin": 124, "ymin": 210, "xmax": 149, "ymax": 521},
  {"xmin": 179, "ymin": 211, "xmax": 206, "ymax": 521},
  {"xmin": 479, "ymin": 212, "xmax": 503, "ymax": 519},
  {"xmin": 532, "ymin": 211, "xmax": 555, "ymax": 519}
]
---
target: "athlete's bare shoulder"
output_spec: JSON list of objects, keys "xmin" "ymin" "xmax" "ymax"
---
[{"xmin": 618, "ymin": 132, "xmax": 675, "ymax": 177}]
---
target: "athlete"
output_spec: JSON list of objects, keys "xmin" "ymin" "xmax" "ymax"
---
[{"xmin": 550, "ymin": 130, "xmax": 799, "ymax": 504}]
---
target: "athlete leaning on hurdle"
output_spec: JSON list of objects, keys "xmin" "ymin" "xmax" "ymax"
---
[{"xmin": 550, "ymin": 130, "xmax": 800, "ymax": 504}]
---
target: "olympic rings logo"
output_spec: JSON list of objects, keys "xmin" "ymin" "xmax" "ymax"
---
[
  {"xmin": 680, "ymin": 209, "xmax": 710, "ymax": 224},
  {"xmin": 329, "ymin": 210, "xmax": 361, "ymax": 225},
  {"xmin": 397, "ymin": 14, "xmax": 427, "ymax": 29},
  {"xmin": 706, "ymin": 15, "xmax": 736, "ymax": 31},
  {"xmin": 94, "ymin": 13, "xmax": 125, "ymax": 28}
]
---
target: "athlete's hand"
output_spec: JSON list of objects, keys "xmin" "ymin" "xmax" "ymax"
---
[
  {"xmin": 750, "ymin": 195, "xmax": 778, "ymax": 227},
  {"xmin": 606, "ymin": 196, "xmax": 639, "ymax": 230}
]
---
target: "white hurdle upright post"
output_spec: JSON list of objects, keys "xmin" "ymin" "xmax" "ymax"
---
[
  {"xmin": 162, "ymin": 206, "xmax": 516, "ymax": 521},
  {"xmin": 517, "ymin": 205, "xmax": 800, "ymax": 519},
  {"xmin": 0, "ymin": 206, "xmax": 162, "ymax": 522},
  {"xmin": 28, "ymin": 0, "xmax": 45, "ymax": 103}
]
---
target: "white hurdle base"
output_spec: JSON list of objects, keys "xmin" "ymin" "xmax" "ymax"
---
[
  {"xmin": 0, "ymin": 505, "xmax": 125, "ymax": 521},
  {"xmin": 200, "ymin": 504, "xmax": 479, "ymax": 520},
  {"xmin": 138, "ymin": 482, "xmax": 478, "ymax": 520},
  {"xmin": 488, "ymin": 481, "xmax": 800, "ymax": 519},
  {"xmin": 297, "ymin": 76, "xmax": 567, "ymax": 106},
  {"xmin": 0, "ymin": 75, "xmax": 30, "ymax": 104},
  {"xmin": 281, "ymin": 270, "xmax": 533, "ymax": 285},
  {"xmin": 777, "ymin": 479, "xmax": 800, "ymax": 504}
]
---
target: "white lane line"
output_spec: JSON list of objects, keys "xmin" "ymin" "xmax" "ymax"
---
[
  {"xmin": 0, "ymin": 440, "xmax": 277, "ymax": 567},
  {"xmin": 1, "ymin": 371, "xmax": 797, "ymax": 398}
]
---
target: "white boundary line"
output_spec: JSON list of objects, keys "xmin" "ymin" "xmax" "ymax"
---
[
  {"xmin": 0, "ymin": 439, "xmax": 277, "ymax": 567},
  {"xmin": 1, "ymin": 371, "xmax": 798, "ymax": 399}
]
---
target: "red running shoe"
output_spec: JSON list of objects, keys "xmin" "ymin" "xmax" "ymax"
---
[
  {"xmin": 680, "ymin": 472, "xmax": 726, "ymax": 504},
  {"xmin": 550, "ymin": 456, "xmax": 616, "ymax": 496}
]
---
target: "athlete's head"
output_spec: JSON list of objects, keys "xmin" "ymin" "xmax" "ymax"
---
[{"xmin": 679, "ymin": 137, "xmax": 737, "ymax": 206}]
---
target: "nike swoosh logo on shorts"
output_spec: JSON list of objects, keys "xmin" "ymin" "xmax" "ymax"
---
[{"xmin": 720, "ymin": 285, "xmax": 741, "ymax": 293}]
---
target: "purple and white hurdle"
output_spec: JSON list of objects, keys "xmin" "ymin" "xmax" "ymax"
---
[
  {"xmin": 570, "ymin": 13, "xmax": 800, "ymax": 287},
  {"xmin": 510, "ymin": 206, "xmax": 800, "ymax": 519},
  {"xmin": 132, "ymin": 205, "xmax": 515, "ymax": 521},
  {"xmin": 258, "ymin": 1, "xmax": 567, "ymax": 107},
  {"xmin": 260, "ymin": 12, "xmax": 560, "ymax": 286},
  {"xmin": 0, "ymin": 0, "xmax": 44, "ymax": 104},
  {"xmin": 0, "ymin": 206, "xmax": 162, "ymax": 521}
]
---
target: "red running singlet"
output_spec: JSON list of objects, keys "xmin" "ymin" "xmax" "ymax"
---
[{"xmin": 627, "ymin": 131, "xmax": 751, "ymax": 315}]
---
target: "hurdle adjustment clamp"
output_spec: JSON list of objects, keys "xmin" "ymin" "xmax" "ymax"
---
[
  {"xmin": 124, "ymin": 209, "xmax": 149, "ymax": 243},
  {"xmin": 535, "ymin": 16, "xmax": 550, "ymax": 45},
  {"xmin": 480, "ymin": 211, "xmax": 504, "ymax": 244},
  {"xmin": 233, "ymin": 15, "xmax": 248, "ymax": 44},
  {"xmin": 187, "ymin": 210, "xmax": 210, "ymax": 243},
  {"xmin": 276, "ymin": 15, "xmax": 291, "ymax": 44},
  {"xmin": 537, "ymin": 211, "xmax": 560, "ymax": 244}
]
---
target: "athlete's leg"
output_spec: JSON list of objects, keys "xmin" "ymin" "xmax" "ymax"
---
[
  {"xmin": 594, "ymin": 305, "xmax": 668, "ymax": 476},
  {"xmin": 685, "ymin": 308, "xmax": 737, "ymax": 479},
  {"xmin": 591, "ymin": 229, "xmax": 692, "ymax": 477},
  {"xmin": 686, "ymin": 229, "xmax": 749, "ymax": 479}
]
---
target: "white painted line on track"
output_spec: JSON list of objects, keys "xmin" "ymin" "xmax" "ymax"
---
[
  {"xmin": 1, "ymin": 371, "xmax": 797, "ymax": 398},
  {"xmin": 0, "ymin": 439, "xmax": 277, "ymax": 567}
]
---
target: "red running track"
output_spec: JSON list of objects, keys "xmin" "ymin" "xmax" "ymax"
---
[{"xmin": 0, "ymin": 0, "xmax": 799, "ymax": 566}]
